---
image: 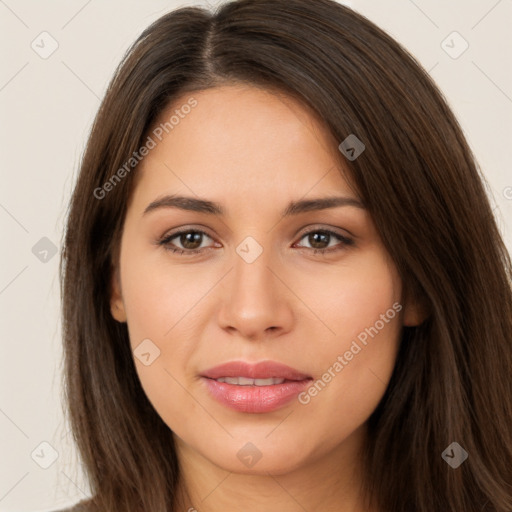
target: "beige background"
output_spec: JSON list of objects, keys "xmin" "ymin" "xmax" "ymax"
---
[{"xmin": 0, "ymin": 0, "xmax": 510, "ymax": 510}]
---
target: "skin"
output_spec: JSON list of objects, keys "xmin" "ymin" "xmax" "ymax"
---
[{"xmin": 110, "ymin": 84, "xmax": 425, "ymax": 512}]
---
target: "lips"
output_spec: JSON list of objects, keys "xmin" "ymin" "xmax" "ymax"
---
[
  {"xmin": 200, "ymin": 360, "xmax": 312, "ymax": 413},
  {"xmin": 215, "ymin": 376, "xmax": 285, "ymax": 386},
  {"xmin": 201, "ymin": 360, "xmax": 311, "ymax": 381}
]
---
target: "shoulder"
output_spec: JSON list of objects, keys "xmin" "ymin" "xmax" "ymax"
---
[{"xmin": 49, "ymin": 498, "xmax": 94, "ymax": 512}]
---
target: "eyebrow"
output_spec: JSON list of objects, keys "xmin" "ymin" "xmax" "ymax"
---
[{"xmin": 143, "ymin": 194, "xmax": 365, "ymax": 217}]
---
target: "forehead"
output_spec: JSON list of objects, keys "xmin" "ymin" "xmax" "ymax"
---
[{"xmin": 133, "ymin": 84, "xmax": 358, "ymax": 209}]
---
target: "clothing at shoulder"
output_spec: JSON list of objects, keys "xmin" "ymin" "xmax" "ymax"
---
[{"xmin": 50, "ymin": 498, "xmax": 93, "ymax": 512}]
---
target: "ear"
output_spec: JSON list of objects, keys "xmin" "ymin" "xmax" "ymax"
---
[
  {"xmin": 110, "ymin": 267, "xmax": 127, "ymax": 323},
  {"xmin": 402, "ymin": 286, "xmax": 429, "ymax": 327}
]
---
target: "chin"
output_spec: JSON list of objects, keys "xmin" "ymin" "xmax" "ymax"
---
[{"xmin": 202, "ymin": 439, "xmax": 313, "ymax": 476}]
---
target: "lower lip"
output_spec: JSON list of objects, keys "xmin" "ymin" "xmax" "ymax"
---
[{"xmin": 201, "ymin": 377, "xmax": 312, "ymax": 413}]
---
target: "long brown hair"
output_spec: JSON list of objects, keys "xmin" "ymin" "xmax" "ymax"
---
[{"xmin": 59, "ymin": 0, "xmax": 512, "ymax": 510}]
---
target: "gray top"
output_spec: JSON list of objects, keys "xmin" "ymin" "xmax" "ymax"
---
[{"xmin": 51, "ymin": 499, "xmax": 91, "ymax": 512}]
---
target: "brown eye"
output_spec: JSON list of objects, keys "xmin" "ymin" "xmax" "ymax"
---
[
  {"xmin": 159, "ymin": 229, "xmax": 216, "ymax": 255},
  {"xmin": 175, "ymin": 231, "xmax": 205, "ymax": 250},
  {"xmin": 295, "ymin": 229, "xmax": 354, "ymax": 254},
  {"xmin": 157, "ymin": 227, "xmax": 354, "ymax": 256}
]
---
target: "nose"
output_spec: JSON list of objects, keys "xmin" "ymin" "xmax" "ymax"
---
[{"xmin": 217, "ymin": 244, "xmax": 294, "ymax": 341}]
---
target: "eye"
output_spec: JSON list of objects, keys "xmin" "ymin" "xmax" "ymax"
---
[
  {"xmin": 294, "ymin": 228, "xmax": 354, "ymax": 254},
  {"xmin": 157, "ymin": 227, "xmax": 354, "ymax": 256},
  {"xmin": 158, "ymin": 229, "xmax": 217, "ymax": 255}
]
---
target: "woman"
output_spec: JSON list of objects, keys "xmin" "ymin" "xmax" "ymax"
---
[{"xmin": 57, "ymin": 0, "xmax": 512, "ymax": 510}]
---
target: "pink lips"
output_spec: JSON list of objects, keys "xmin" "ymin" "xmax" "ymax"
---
[{"xmin": 200, "ymin": 360, "xmax": 312, "ymax": 413}]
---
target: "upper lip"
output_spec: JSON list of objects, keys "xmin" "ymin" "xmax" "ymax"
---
[{"xmin": 201, "ymin": 360, "xmax": 312, "ymax": 381}]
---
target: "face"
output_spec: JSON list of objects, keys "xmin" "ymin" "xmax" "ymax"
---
[{"xmin": 110, "ymin": 84, "xmax": 423, "ymax": 476}]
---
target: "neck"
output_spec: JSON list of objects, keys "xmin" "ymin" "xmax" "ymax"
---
[{"xmin": 172, "ymin": 424, "xmax": 376, "ymax": 512}]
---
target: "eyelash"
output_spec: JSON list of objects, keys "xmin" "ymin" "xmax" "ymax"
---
[{"xmin": 157, "ymin": 227, "xmax": 354, "ymax": 256}]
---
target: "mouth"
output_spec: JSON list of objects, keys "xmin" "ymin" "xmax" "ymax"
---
[
  {"xmin": 212, "ymin": 376, "xmax": 288, "ymax": 385},
  {"xmin": 200, "ymin": 360, "xmax": 311, "ymax": 381},
  {"xmin": 200, "ymin": 360, "xmax": 313, "ymax": 413}
]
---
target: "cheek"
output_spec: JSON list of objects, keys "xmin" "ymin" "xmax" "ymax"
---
[
  {"xmin": 119, "ymin": 236, "xmax": 203, "ymax": 349},
  {"xmin": 118, "ymin": 253, "xmax": 203, "ymax": 421},
  {"xmin": 315, "ymin": 247, "xmax": 401, "ymax": 342},
  {"xmin": 296, "ymin": 249, "xmax": 402, "ymax": 430},
  {"xmin": 117, "ymin": 233, "xmax": 226, "ymax": 409}
]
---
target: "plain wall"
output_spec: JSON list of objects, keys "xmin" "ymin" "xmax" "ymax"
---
[{"xmin": 0, "ymin": 0, "xmax": 510, "ymax": 510}]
